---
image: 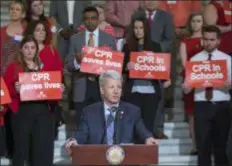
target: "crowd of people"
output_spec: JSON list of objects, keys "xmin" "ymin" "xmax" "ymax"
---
[{"xmin": 0, "ymin": 0, "xmax": 231, "ymax": 166}]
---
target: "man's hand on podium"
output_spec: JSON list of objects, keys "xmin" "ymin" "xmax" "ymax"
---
[
  {"xmin": 145, "ymin": 137, "xmax": 157, "ymax": 145},
  {"xmin": 65, "ymin": 138, "xmax": 78, "ymax": 155}
]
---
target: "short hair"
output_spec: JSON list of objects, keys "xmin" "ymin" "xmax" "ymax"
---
[
  {"xmin": 83, "ymin": 6, "xmax": 99, "ymax": 16},
  {"xmin": 202, "ymin": 25, "xmax": 221, "ymax": 38},
  {"xmin": 99, "ymin": 70, "xmax": 122, "ymax": 87}
]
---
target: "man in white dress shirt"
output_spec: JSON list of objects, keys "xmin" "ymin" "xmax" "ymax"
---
[{"xmin": 183, "ymin": 25, "xmax": 231, "ymax": 166}]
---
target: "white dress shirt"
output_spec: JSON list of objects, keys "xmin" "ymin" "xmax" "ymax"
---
[
  {"xmin": 145, "ymin": 10, "xmax": 157, "ymax": 20},
  {"xmin": 104, "ymin": 102, "xmax": 119, "ymax": 121},
  {"xmin": 67, "ymin": 0, "xmax": 75, "ymax": 25},
  {"xmin": 190, "ymin": 49, "xmax": 231, "ymax": 102},
  {"xmin": 74, "ymin": 28, "xmax": 100, "ymax": 70}
]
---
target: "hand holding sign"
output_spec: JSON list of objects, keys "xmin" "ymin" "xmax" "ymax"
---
[
  {"xmin": 19, "ymin": 71, "xmax": 62, "ymax": 101},
  {"xmin": 1, "ymin": 78, "xmax": 12, "ymax": 104},
  {"xmin": 185, "ymin": 60, "xmax": 228, "ymax": 88},
  {"xmin": 15, "ymin": 82, "xmax": 21, "ymax": 93},
  {"xmin": 129, "ymin": 52, "xmax": 170, "ymax": 80},
  {"xmin": 127, "ymin": 62, "xmax": 135, "ymax": 70}
]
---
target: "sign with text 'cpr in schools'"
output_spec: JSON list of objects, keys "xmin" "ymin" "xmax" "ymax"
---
[
  {"xmin": 80, "ymin": 46, "xmax": 124, "ymax": 75},
  {"xmin": 19, "ymin": 71, "xmax": 62, "ymax": 101},
  {"xmin": 129, "ymin": 52, "xmax": 170, "ymax": 80},
  {"xmin": 1, "ymin": 77, "xmax": 11, "ymax": 104},
  {"xmin": 185, "ymin": 60, "xmax": 228, "ymax": 88}
]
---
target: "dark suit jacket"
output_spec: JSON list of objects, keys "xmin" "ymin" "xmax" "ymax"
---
[
  {"xmin": 122, "ymin": 41, "xmax": 162, "ymax": 100},
  {"xmin": 66, "ymin": 29, "xmax": 117, "ymax": 102},
  {"xmin": 75, "ymin": 101, "xmax": 153, "ymax": 144}
]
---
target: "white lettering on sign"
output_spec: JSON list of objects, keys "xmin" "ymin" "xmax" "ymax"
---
[
  {"xmin": 190, "ymin": 72, "xmax": 224, "ymax": 80},
  {"xmin": 137, "ymin": 56, "xmax": 155, "ymax": 64},
  {"xmin": 44, "ymin": 82, "xmax": 61, "ymax": 89},
  {"xmin": 31, "ymin": 73, "xmax": 50, "ymax": 81},
  {"xmin": 82, "ymin": 57, "xmax": 104, "ymax": 65},
  {"xmin": 21, "ymin": 84, "xmax": 43, "ymax": 91},
  {"xmin": 105, "ymin": 60, "xmax": 121, "ymax": 68},
  {"xmin": 0, "ymin": 90, "xmax": 4, "ymax": 96},
  {"xmin": 95, "ymin": 50, "xmax": 112, "ymax": 59},
  {"xmin": 134, "ymin": 64, "xmax": 166, "ymax": 71}
]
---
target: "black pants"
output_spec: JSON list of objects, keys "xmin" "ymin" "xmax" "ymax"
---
[
  {"xmin": 12, "ymin": 102, "xmax": 55, "ymax": 166},
  {"xmin": 0, "ymin": 126, "xmax": 6, "ymax": 157},
  {"xmin": 194, "ymin": 101, "xmax": 231, "ymax": 166},
  {"xmin": 4, "ymin": 109, "xmax": 14, "ymax": 158},
  {"xmin": 227, "ymin": 122, "xmax": 232, "ymax": 166},
  {"xmin": 125, "ymin": 92, "xmax": 159, "ymax": 136}
]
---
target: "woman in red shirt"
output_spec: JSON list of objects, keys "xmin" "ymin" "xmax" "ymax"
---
[
  {"xmin": 3, "ymin": 36, "xmax": 62, "ymax": 166},
  {"xmin": 180, "ymin": 12, "xmax": 204, "ymax": 155},
  {"xmin": 24, "ymin": 0, "xmax": 57, "ymax": 47},
  {"xmin": 24, "ymin": 20, "xmax": 63, "ymax": 140}
]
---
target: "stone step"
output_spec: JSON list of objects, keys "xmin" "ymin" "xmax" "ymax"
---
[{"xmin": 0, "ymin": 155, "xmax": 198, "ymax": 165}]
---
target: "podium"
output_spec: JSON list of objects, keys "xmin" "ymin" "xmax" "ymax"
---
[{"xmin": 71, "ymin": 144, "xmax": 158, "ymax": 165}]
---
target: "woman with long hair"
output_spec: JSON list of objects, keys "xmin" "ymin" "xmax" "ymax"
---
[
  {"xmin": 24, "ymin": 20, "xmax": 63, "ymax": 139},
  {"xmin": 3, "ymin": 36, "xmax": 62, "ymax": 166},
  {"xmin": 122, "ymin": 16, "xmax": 168, "ymax": 140},
  {"xmin": 180, "ymin": 12, "xmax": 204, "ymax": 155},
  {"xmin": 24, "ymin": 0, "xmax": 57, "ymax": 47}
]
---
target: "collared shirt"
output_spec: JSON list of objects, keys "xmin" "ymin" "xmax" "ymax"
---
[
  {"xmin": 104, "ymin": 102, "xmax": 119, "ymax": 121},
  {"xmin": 145, "ymin": 10, "xmax": 157, "ymax": 21},
  {"xmin": 74, "ymin": 28, "xmax": 100, "ymax": 70},
  {"xmin": 190, "ymin": 49, "xmax": 231, "ymax": 102},
  {"xmin": 67, "ymin": 0, "xmax": 75, "ymax": 25}
]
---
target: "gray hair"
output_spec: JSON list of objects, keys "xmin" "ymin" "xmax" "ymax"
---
[{"xmin": 99, "ymin": 70, "xmax": 122, "ymax": 87}]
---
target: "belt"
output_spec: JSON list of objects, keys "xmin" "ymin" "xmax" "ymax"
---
[{"xmin": 196, "ymin": 101, "xmax": 230, "ymax": 104}]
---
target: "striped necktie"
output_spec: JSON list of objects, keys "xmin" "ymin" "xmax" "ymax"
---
[{"xmin": 106, "ymin": 108, "xmax": 115, "ymax": 145}]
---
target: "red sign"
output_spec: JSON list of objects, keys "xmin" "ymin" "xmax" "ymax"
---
[
  {"xmin": 185, "ymin": 60, "xmax": 228, "ymax": 88},
  {"xmin": 1, "ymin": 78, "xmax": 12, "ymax": 104},
  {"xmin": 19, "ymin": 71, "xmax": 62, "ymax": 101},
  {"xmin": 80, "ymin": 46, "xmax": 124, "ymax": 75},
  {"xmin": 129, "ymin": 52, "xmax": 171, "ymax": 80}
]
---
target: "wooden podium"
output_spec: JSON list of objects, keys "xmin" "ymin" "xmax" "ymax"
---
[{"xmin": 71, "ymin": 144, "xmax": 158, "ymax": 165}]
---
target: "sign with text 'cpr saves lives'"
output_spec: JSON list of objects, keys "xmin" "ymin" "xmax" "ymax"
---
[
  {"xmin": 1, "ymin": 77, "xmax": 11, "ymax": 104},
  {"xmin": 129, "ymin": 52, "xmax": 170, "ymax": 80},
  {"xmin": 185, "ymin": 60, "xmax": 228, "ymax": 88},
  {"xmin": 19, "ymin": 71, "xmax": 62, "ymax": 101},
  {"xmin": 80, "ymin": 46, "xmax": 124, "ymax": 75}
]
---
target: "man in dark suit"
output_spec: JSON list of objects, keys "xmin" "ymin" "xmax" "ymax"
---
[
  {"xmin": 227, "ymin": 114, "xmax": 232, "ymax": 166},
  {"xmin": 65, "ymin": 70, "xmax": 156, "ymax": 152},
  {"xmin": 66, "ymin": 6, "xmax": 117, "ymax": 124},
  {"xmin": 132, "ymin": 1, "xmax": 175, "ymax": 139}
]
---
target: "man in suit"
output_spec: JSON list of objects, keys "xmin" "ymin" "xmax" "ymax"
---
[
  {"xmin": 65, "ymin": 70, "xmax": 156, "ymax": 151},
  {"xmin": 132, "ymin": 1, "xmax": 175, "ymax": 139},
  {"xmin": 66, "ymin": 6, "xmax": 117, "ymax": 125}
]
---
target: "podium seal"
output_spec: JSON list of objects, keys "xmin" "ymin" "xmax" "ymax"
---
[{"xmin": 106, "ymin": 145, "xmax": 125, "ymax": 165}]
